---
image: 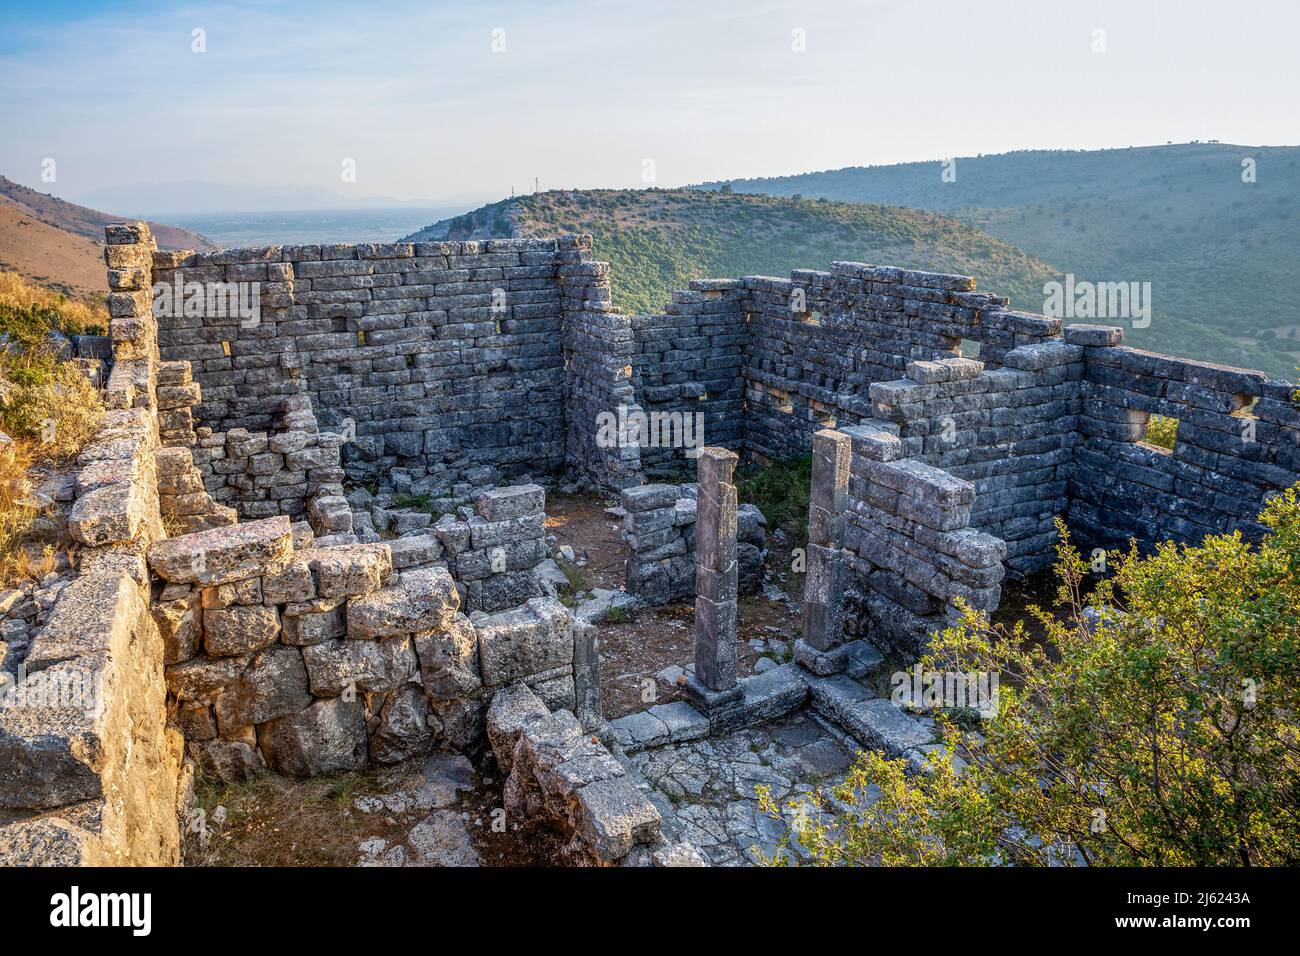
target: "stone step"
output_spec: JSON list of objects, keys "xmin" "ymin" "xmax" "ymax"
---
[
  {"xmin": 807, "ymin": 674, "xmax": 935, "ymax": 757},
  {"xmin": 608, "ymin": 700, "xmax": 709, "ymax": 754}
]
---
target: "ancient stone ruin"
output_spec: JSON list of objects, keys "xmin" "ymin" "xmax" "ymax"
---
[{"xmin": 0, "ymin": 222, "xmax": 1294, "ymax": 866}]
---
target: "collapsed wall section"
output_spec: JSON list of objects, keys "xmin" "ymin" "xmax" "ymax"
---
[{"xmin": 629, "ymin": 279, "xmax": 747, "ymax": 475}]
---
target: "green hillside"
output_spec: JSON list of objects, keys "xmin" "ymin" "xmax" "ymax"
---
[
  {"xmin": 404, "ymin": 189, "xmax": 1057, "ymax": 317},
  {"xmin": 701, "ymin": 144, "xmax": 1300, "ymax": 380}
]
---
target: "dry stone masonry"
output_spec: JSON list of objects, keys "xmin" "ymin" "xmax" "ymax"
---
[{"xmin": 2, "ymin": 217, "xmax": 1295, "ymax": 868}]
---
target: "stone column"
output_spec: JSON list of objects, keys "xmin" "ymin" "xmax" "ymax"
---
[
  {"xmin": 796, "ymin": 429, "xmax": 860, "ymax": 675},
  {"xmin": 684, "ymin": 447, "xmax": 743, "ymax": 713}
]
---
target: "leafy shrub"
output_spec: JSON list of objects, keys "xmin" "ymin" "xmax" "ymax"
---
[
  {"xmin": 1144, "ymin": 413, "xmax": 1179, "ymax": 451},
  {"xmin": 764, "ymin": 493, "xmax": 1300, "ymax": 866},
  {"xmin": 736, "ymin": 456, "xmax": 811, "ymax": 543}
]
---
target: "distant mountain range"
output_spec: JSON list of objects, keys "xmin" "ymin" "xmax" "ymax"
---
[
  {"xmin": 404, "ymin": 188, "xmax": 1057, "ymax": 316},
  {"xmin": 697, "ymin": 143, "xmax": 1300, "ymax": 379},
  {"xmin": 0, "ymin": 175, "xmax": 217, "ymax": 297},
  {"xmin": 70, "ymin": 181, "xmax": 491, "ymax": 218}
]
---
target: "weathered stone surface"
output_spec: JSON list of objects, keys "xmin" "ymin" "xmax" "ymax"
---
[
  {"xmin": 346, "ymin": 565, "xmax": 459, "ymax": 639},
  {"xmin": 261, "ymin": 555, "xmax": 315, "ymax": 604},
  {"xmin": 67, "ymin": 479, "xmax": 151, "ymax": 547},
  {"xmin": 148, "ymin": 516, "xmax": 293, "ymax": 586},
  {"xmin": 476, "ymin": 596, "xmax": 573, "ymax": 687},
  {"xmin": 407, "ymin": 809, "xmax": 481, "ymax": 866},
  {"xmin": 25, "ymin": 570, "xmax": 138, "ymax": 671},
  {"xmin": 653, "ymin": 842, "xmax": 708, "ymax": 866},
  {"xmin": 308, "ymin": 543, "xmax": 392, "ymax": 600},
  {"xmin": 203, "ymin": 604, "xmax": 280, "ymax": 657},
  {"xmin": 189, "ymin": 737, "xmax": 264, "ymax": 782},
  {"xmin": 300, "ymin": 636, "xmax": 416, "ymax": 696},
  {"xmin": 369, "ymin": 685, "xmax": 434, "ymax": 764},
  {"xmin": 259, "ymin": 697, "xmax": 367, "ymax": 777},
  {"xmin": 165, "ymin": 654, "xmax": 248, "ymax": 702},
  {"xmin": 213, "ymin": 644, "xmax": 311, "ymax": 732},
  {"xmin": 281, "ymin": 602, "xmax": 345, "ymax": 645},
  {"xmin": 475, "ymin": 483, "xmax": 545, "ymax": 521},
  {"xmin": 485, "ymin": 682, "xmax": 549, "ymax": 775},
  {"xmin": 414, "ymin": 613, "xmax": 481, "ymax": 699},
  {"xmin": 572, "ymin": 776, "xmax": 662, "ymax": 864},
  {"xmin": 609, "ymin": 710, "xmax": 670, "ymax": 752}
]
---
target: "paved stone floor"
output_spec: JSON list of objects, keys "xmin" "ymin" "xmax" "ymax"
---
[{"xmin": 631, "ymin": 711, "xmax": 861, "ymax": 866}]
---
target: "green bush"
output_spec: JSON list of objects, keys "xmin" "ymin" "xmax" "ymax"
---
[
  {"xmin": 763, "ymin": 491, "xmax": 1300, "ymax": 866},
  {"xmin": 736, "ymin": 456, "xmax": 811, "ymax": 544}
]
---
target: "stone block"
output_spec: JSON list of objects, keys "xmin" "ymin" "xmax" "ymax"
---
[
  {"xmin": 203, "ymin": 604, "xmax": 280, "ymax": 657},
  {"xmin": 258, "ymin": 697, "xmax": 368, "ymax": 777},
  {"xmin": 476, "ymin": 597, "xmax": 573, "ymax": 687},
  {"xmin": 346, "ymin": 565, "xmax": 460, "ymax": 639},
  {"xmin": 301, "ymin": 636, "xmax": 416, "ymax": 696},
  {"xmin": 148, "ymin": 515, "xmax": 293, "ymax": 586}
]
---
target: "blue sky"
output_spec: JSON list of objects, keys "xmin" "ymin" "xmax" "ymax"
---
[{"xmin": 1, "ymin": 0, "xmax": 1297, "ymax": 210}]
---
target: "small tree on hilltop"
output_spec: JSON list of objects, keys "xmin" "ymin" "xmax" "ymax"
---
[{"xmin": 762, "ymin": 486, "xmax": 1300, "ymax": 866}]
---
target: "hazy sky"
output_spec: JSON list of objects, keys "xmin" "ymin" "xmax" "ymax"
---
[{"xmin": 2, "ymin": 0, "xmax": 1297, "ymax": 208}]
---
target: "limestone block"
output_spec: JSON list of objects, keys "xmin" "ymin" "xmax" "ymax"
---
[
  {"xmin": 282, "ymin": 601, "xmax": 345, "ymax": 645},
  {"xmin": 148, "ymin": 515, "xmax": 293, "ymax": 586},
  {"xmin": 300, "ymin": 636, "xmax": 416, "ymax": 696},
  {"xmin": 165, "ymin": 654, "xmax": 249, "ymax": 702},
  {"xmin": 369, "ymin": 685, "xmax": 434, "ymax": 764},
  {"xmin": 203, "ymin": 604, "xmax": 280, "ymax": 657},
  {"xmin": 476, "ymin": 597, "xmax": 573, "ymax": 687},
  {"xmin": 189, "ymin": 737, "xmax": 264, "ymax": 783},
  {"xmin": 475, "ymin": 483, "xmax": 545, "ymax": 521},
  {"xmin": 261, "ymin": 554, "xmax": 315, "ymax": 604},
  {"xmin": 346, "ymin": 565, "xmax": 460, "ymax": 639},
  {"xmin": 414, "ymin": 613, "xmax": 481, "ymax": 700},
  {"xmin": 67, "ymin": 479, "xmax": 150, "ymax": 547},
  {"xmin": 485, "ymin": 683, "xmax": 549, "ymax": 775},
  {"xmin": 571, "ymin": 776, "xmax": 662, "ymax": 864},
  {"xmin": 213, "ymin": 645, "xmax": 311, "ymax": 732},
  {"xmin": 308, "ymin": 543, "xmax": 392, "ymax": 600},
  {"xmin": 258, "ymin": 697, "xmax": 367, "ymax": 777}
]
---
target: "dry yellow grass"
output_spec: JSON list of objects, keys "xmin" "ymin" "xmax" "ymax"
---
[
  {"xmin": 0, "ymin": 272, "xmax": 108, "ymax": 583},
  {"xmin": 0, "ymin": 269, "xmax": 107, "ymax": 343}
]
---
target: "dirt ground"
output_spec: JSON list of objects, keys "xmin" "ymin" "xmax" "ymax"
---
[
  {"xmin": 185, "ymin": 749, "xmax": 567, "ymax": 867},
  {"xmin": 544, "ymin": 490, "xmax": 807, "ymax": 719}
]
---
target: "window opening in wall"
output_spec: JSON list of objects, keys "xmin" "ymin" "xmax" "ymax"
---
[
  {"xmin": 1230, "ymin": 397, "xmax": 1260, "ymax": 444},
  {"xmin": 1141, "ymin": 413, "xmax": 1180, "ymax": 452},
  {"xmin": 959, "ymin": 339, "xmax": 981, "ymax": 358}
]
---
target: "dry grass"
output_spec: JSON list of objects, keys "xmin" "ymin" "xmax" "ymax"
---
[
  {"xmin": 187, "ymin": 766, "xmax": 392, "ymax": 867},
  {"xmin": 0, "ymin": 270, "xmax": 106, "ymax": 343},
  {"xmin": 0, "ymin": 277, "xmax": 108, "ymax": 583}
]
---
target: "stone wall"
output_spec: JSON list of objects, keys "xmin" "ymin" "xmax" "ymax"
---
[
  {"xmin": 149, "ymin": 514, "xmax": 585, "ymax": 781},
  {"xmin": 0, "ymin": 223, "xmax": 187, "ymax": 865},
  {"xmin": 629, "ymin": 280, "xmax": 747, "ymax": 475},
  {"xmin": 739, "ymin": 264, "xmax": 1054, "ymax": 463},
  {"xmin": 620, "ymin": 482, "xmax": 766, "ymax": 606},
  {"xmin": 558, "ymin": 235, "xmax": 644, "ymax": 491},
  {"xmin": 866, "ymin": 346, "xmax": 1084, "ymax": 576},
  {"xmin": 1065, "ymin": 325, "xmax": 1300, "ymax": 552},
  {"xmin": 154, "ymin": 239, "xmax": 569, "ymax": 487}
]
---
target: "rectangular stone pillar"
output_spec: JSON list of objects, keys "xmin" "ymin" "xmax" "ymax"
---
[
  {"xmin": 803, "ymin": 429, "xmax": 850, "ymax": 651},
  {"xmin": 684, "ymin": 447, "xmax": 743, "ymax": 713},
  {"xmin": 797, "ymin": 428, "xmax": 875, "ymax": 676}
]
